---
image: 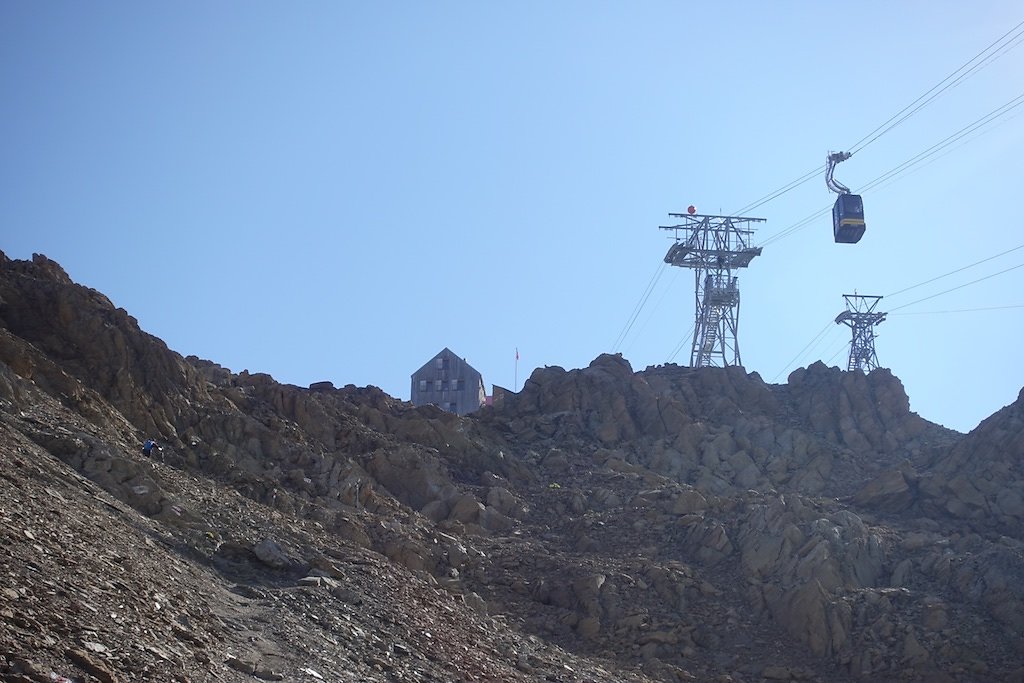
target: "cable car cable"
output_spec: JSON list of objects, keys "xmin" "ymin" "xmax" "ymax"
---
[
  {"xmin": 819, "ymin": 263, "xmax": 1024, "ymax": 372},
  {"xmin": 857, "ymin": 92, "xmax": 1024, "ymax": 192},
  {"xmin": 884, "ymin": 243, "xmax": 1024, "ymax": 298},
  {"xmin": 617, "ymin": 263, "xmax": 668, "ymax": 348},
  {"xmin": 612, "ymin": 261, "xmax": 667, "ymax": 351},
  {"xmin": 730, "ymin": 165, "xmax": 824, "ymax": 216},
  {"xmin": 848, "ymin": 19, "xmax": 1024, "ymax": 155},
  {"xmin": 666, "ymin": 323, "xmax": 696, "ymax": 364},
  {"xmin": 771, "ymin": 319, "xmax": 835, "ymax": 382},
  {"xmin": 887, "ymin": 262, "xmax": 1024, "ymax": 313},
  {"xmin": 758, "ymin": 93, "xmax": 1024, "ymax": 247},
  {"xmin": 730, "ymin": 19, "xmax": 1024, "ymax": 221},
  {"xmin": 848, "ymin": 23, "xmax": 1024, "ymax": 155},
  {"xmin": 852, "ymin": 92, "xmax": 1024, "ymax": 192},
  {"xmin": 623, "ymin": 269, "xmax": 681, "ymax": 356},
  {"xmin": 890, "ymin": 304, "xmax": 1024, "ymax": 316},
  {"xmin": 824, "ymin": 341, "xmax": 850, "ymax": 367},
  {"xmin": 759, "ymin": 206, "xmax": 831, "ymax": 247},
  {"xmin": 865, "ymin": 107, "xmax": 1024, "ymax": 196},
  {"xmin": 772, "ymin": 248, "xmax": 1024, "ymax": 378}
]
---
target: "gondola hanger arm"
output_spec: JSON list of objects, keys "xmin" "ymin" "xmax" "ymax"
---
[{"xmin": 826, "ymin": 151, "xmax": 853, "ymax": 195}]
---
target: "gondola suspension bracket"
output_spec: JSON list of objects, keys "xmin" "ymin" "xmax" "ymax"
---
[{"xmin": 826, "ymin": 151, "xmax": 853, "ymax": 195}]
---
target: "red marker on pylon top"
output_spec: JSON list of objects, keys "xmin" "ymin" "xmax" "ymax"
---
[{"xmin": 687, "ymin": 205, "xmax": 696, "ymax": 214}]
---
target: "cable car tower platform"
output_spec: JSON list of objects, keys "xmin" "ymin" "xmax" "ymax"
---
[
  {"xmin": 660, "ymin": 211, "xmax": 765, "ymax": 368},
  {"xmin": 835, "ymin": 294, "xmax": 886, "ymax": 372}
]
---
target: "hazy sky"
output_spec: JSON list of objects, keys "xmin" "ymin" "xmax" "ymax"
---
[{"xmin": 3, "ymin": 3, "xmax": 1022, "ymax": 433}]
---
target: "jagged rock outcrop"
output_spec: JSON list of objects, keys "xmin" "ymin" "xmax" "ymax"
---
[
  {"xmin": 918, "ymin": 387, "xmax": 1024, "ymax": 535},
  {"xmin": 786, "ymin": 362, "xmax": 931, "ymax": 454},
  {"xmin": 2, "ymin": 251, "xmax": 1024, "ymax": 683},
  {"xmin": 484, "ymin": 354, "xmax": 955, "ymax": 502}
]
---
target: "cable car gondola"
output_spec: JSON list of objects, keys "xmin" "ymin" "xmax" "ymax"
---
[
  {"xmin": 833, "ymin": 193, "xmax": 865, "ymax": 243},
  {"xmin": 826, "ymin": 151, "xmax": 865, "ymax": 244}
]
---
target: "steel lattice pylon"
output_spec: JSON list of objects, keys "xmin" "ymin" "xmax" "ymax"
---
[
  {"xmin": 660, "ymin": 212, "xmax": 765, "ymax": 367},
  {"xmin": 835, "ymin": 294, "xmax": 887, "ymax": 372}
]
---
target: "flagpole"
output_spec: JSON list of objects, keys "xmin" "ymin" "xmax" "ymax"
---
[{"xmin": 514, "ymin": 347, "xmax": 519, "ymax": 392}]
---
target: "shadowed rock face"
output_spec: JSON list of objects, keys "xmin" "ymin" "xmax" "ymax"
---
[
  {"xmin": 849, "ymin": 386, "xmax": 1024, "ymax": 541},
  {"xmin": 1, "ymin": 251, "xmax": 1023, "ymax": 683}
]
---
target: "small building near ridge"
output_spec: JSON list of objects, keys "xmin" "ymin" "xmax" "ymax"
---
[{"xmin": 410, "ymin": 348, "xmax": 486, "ymax": 415}]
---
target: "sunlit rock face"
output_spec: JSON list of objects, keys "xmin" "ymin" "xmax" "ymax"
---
[{"xmin": 1, "ymin": 251, "xmax": 1022, "ymax": 683}]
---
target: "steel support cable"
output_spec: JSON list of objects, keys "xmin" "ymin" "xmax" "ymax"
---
[
  {"xmin": 774, "ymin": 251, "xmax": 1024, "ymax": 377},
  {"xmin": 887, "ymin": 262, "xmax": 1024, "ymax": 313},
  {"xmin": 825, "ymin": 340, "xmax": 849, "ymax": 367},
  {"xmin": 849, "ymin": 29, "xmax": 1024, "ymax": 155},
  {"xmin": 759, "ymin": 206, "xmax": 831, "ymax": 247},
  {"xmin": 865, "ymin": 107, "xmax": 1024, "ymax": 196},
  {"xmin": 854, "ymin": 92, "xmax": 1024, "ymax": 192},
  {"xmin": 612, "ymin": 262, "xmax": 667, "ymax": 351},
  {"xmin": 848, "ymin": 19, "xmax": 1024, "ymax": 155},
  {"xmin": 988, "ymin": 29, "xmax": 1024, "ymax": 69},
  {"xmin": 885, "ymin": 243, "xmax": 1024, "ymax": 298},
  {"xmin": 857, "ymin": 92, "xmax": 1024, "ymax": 193},
  {"xmin": 730, "ymin": 165, "xmax": 824, "ymax": 216},
  {"xmin": 890, "ymin": 304, "xmax": 1024, "ymax": 315},
  {"xmin": 771, "ymin": 319, "xmax": 835, "ymax": 382},
  {"xmin": 623, "ymin": 268, "xmax": 681, "ymax": 356},
  {"xmin": 727, "ymin": 20, "xmax": 1024, "ymax": 222},
  {"xmin": 667, "ymin": 323, "xmax": 696, "ymax": 364},
  {"xmin": 757, "ymin": 93, "xmax": 1024, "ymax": 248}
]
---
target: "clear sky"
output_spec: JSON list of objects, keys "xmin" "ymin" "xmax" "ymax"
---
[{"xmin": 3, "ymin": 3, "xmax": 1022, "ymax": 433}]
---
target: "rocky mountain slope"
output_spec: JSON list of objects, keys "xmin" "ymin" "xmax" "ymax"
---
[{"xmin": 1, "ymin": 251, "xmax": 1022, "ymax": 683}]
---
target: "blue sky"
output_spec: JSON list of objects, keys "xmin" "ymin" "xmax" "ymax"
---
[{"xmin": 2, "ymin": 2, "xmax": 1022, "ymax": 433}]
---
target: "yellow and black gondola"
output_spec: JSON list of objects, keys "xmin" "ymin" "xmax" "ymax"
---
[{"xmin": 833, "ymin": 193, "xmax": 865, "ymax": 244}]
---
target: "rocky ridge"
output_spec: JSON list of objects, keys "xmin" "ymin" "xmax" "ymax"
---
[{"xmin": 0, "ymin": 251, "xmax": 1022, "ymax": 683}]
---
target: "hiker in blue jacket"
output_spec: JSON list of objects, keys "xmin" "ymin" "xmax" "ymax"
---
[{"xmin": 142, "ymin": 439, "xmax": 162, "ymax": 460}]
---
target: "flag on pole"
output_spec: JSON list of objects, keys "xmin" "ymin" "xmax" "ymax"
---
[{"xmin": 515, "ymin": 348, "xmax": 519, "ymax": 361}]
